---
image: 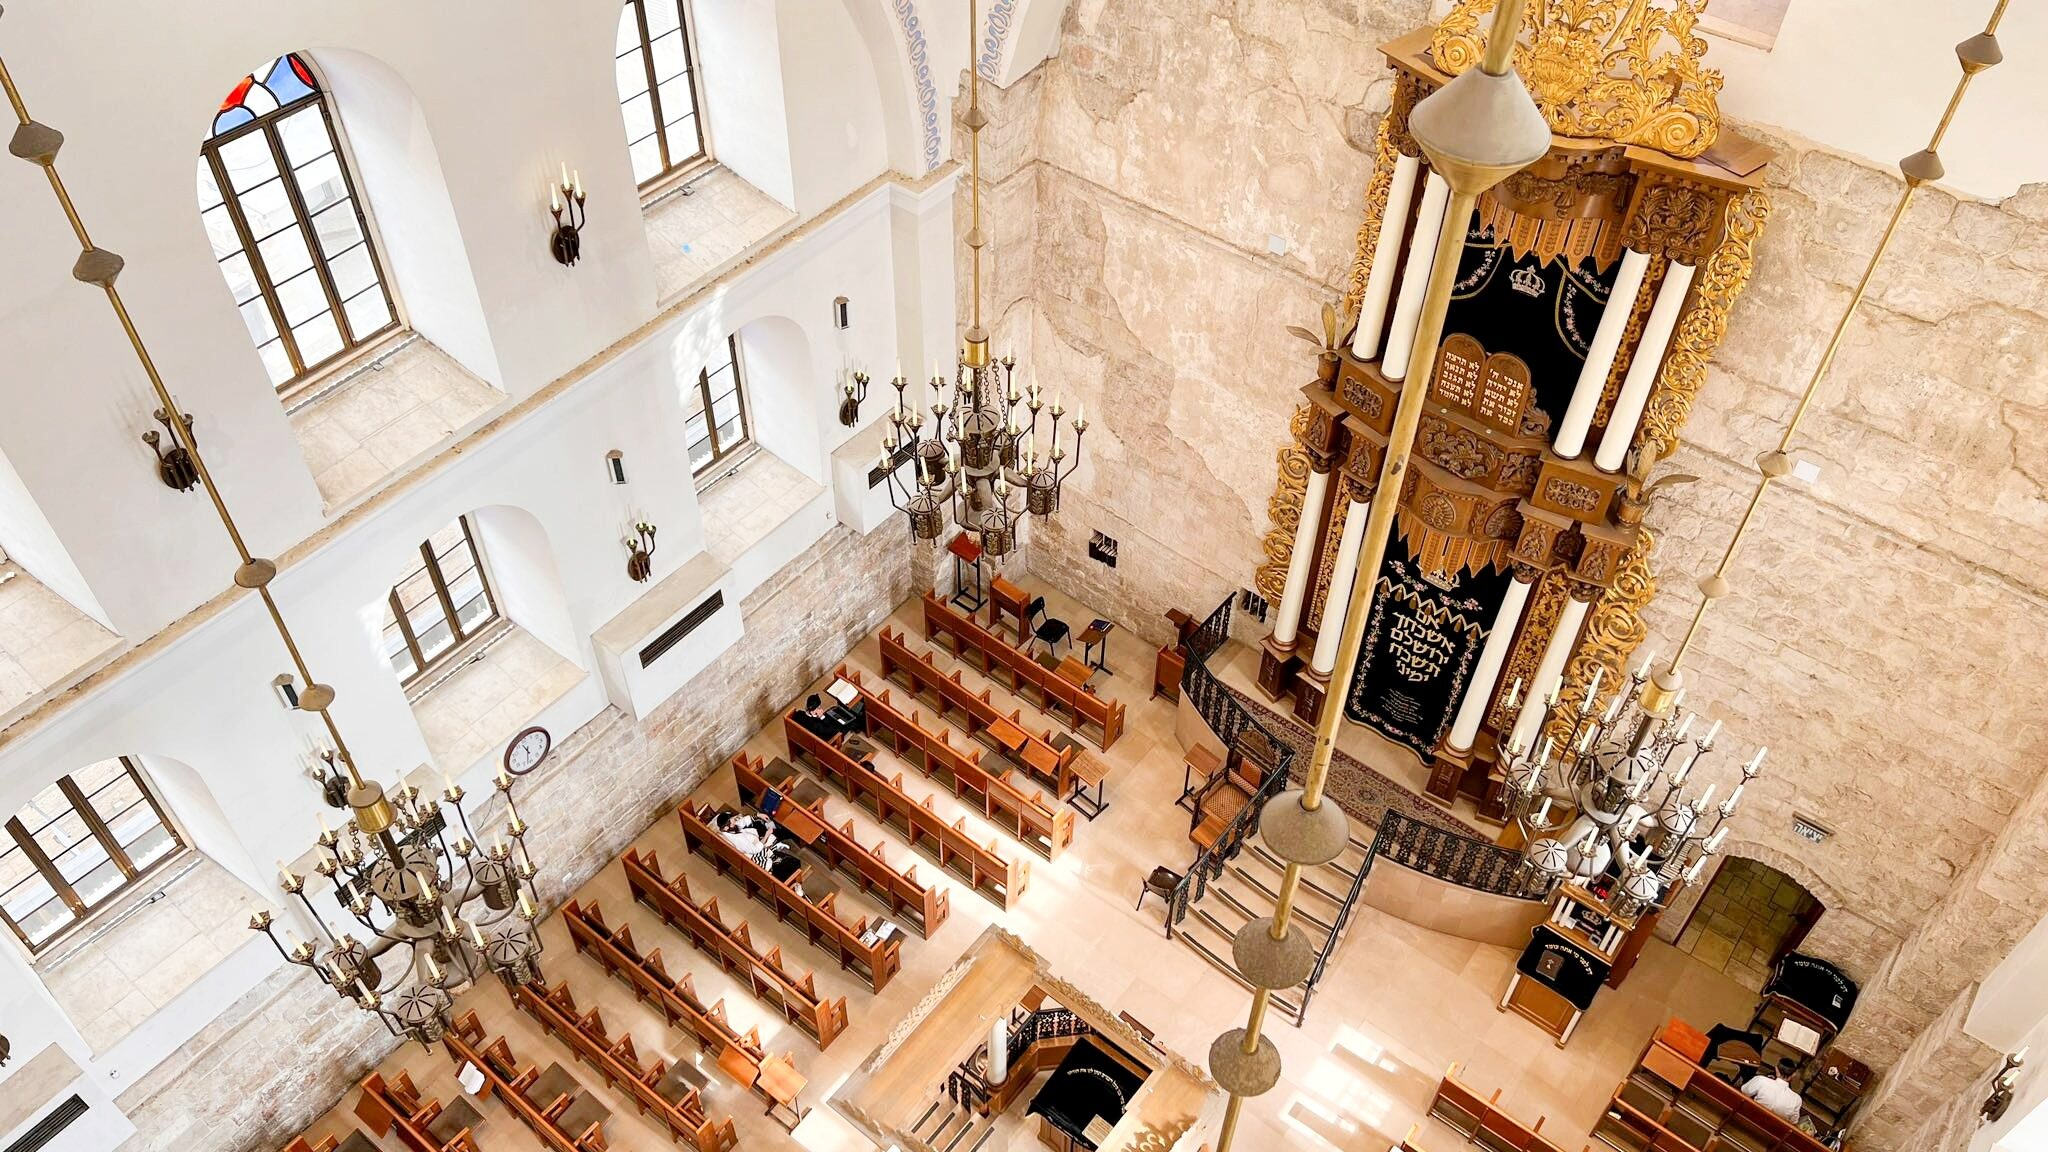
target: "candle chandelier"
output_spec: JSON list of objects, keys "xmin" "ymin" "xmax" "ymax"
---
[
  {"xmin": 253, "ymin": 759, "xmax": 545, "ymax": 1046},
  {"xmin": 878, "ymin": 0, "xmax": 1084, "ymax": 557},
  {"xmin": 1500, "ymin": 659, "xmax": 1763, "ymax": 923},
  {"xmin": 0, "ymin": 44, "xmax": 544, "ymax": 1050}
]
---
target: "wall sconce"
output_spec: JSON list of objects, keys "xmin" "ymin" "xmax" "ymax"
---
[
  {"xmin": 838, "ymin": 365, "xmax": 870, "ymax": 427},
  {"xmin": 605, "ymin": 449, "xmax": 628, "ymax": 485},
  {"xmin": 549, "ymin": 163, "xmax": 587, "ymax": 266},
  {"xmin": 624, "ymin": 521, "xmax": 657, "ymax": 582},
  {"xmin": 833, "ymin": 296, "xmax": 851, "ymax": 329},
  {"xmin": 272, "ymin": 674, "xmax": 300, "ymax": 709},
  {"xmin": 1982, "ymin": 1048, "xmax": 2027, "ymax": 1124},
  {"xmin": 141, "ymin": 407, "xmax": 198, "ymax": 491}
]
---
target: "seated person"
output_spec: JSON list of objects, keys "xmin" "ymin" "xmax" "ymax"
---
[
  {"xmin": 792, "ymin": 694, "xmax": 851, "ymax": 742},
  {"xmin": 1740, "ymin": 1059, "xmax": 1804, "ymax": 1124},
  {"xmin": 714, "ymin": 811, "xmax": 805, "ymax": 893}
]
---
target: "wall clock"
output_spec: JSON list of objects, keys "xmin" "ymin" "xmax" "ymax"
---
[{"xmin": 505, "ymin": 725, "xmax": 552, "ymax": 776}]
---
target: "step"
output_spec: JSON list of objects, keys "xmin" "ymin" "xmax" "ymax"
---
[
  {"xmin": 944, "ymin": 1116, "xmax": 994, "ymax": 1152},
  {"xmin": 913, "ymin": 1099, "xmax": 946, "ymax": 1135},
  {"xmin": 1175, "ymin": 911, "xmax": 1304, "ymax": 1023},
  {"xmin": 1208, "ymin": 870, "xmax": 1337, "ymax": 947},
  {"xmin": 1226, "ymin": 859, "xmax": 1345, "ymax": 929},
  {"xmin": 1245, "ymin": 840, "xmax": 1366, "ymax": 899}
]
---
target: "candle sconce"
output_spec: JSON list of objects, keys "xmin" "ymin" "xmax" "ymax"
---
[
  {"xmin": 548, "ymin": 165, "xmax": 587, "ymax": 266},
  {"xmin": 141, "ymin": 407, "xmax": 198, "ymax": 492},
  {"xmin": 624, "ymin": 521, "xmax": 656, "ymax": 582},
  {"xmin": 838, "ymin": 368, "xmax": 870, "ymax": 427}
]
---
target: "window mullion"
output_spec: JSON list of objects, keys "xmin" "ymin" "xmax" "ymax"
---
[
  {"xmin": 676, "ymin": 0, "xmax": 709, "ymax": 161},
  {"xmin": 318, "ymin": 100, "xmax": 399, "ymax": 336},
  {"xmin": 8, "ymin": 815, "xmax": 85, "ymax": 918},
  {"xmin": 425, "ymin": 542, "xmax": 464, "ymax": 647},
  {"xmin": 123, "ymin": 758, "xmax": 182, "ymax": 851},
  {"xmin": 727, "ymin": 334, "xmax": 751, "ymax": 453},
  {"xmin": 263, "ymin": 117, "xmax": 352, "ymax": 351},
  {"xmin": 207, "ymin": 144, "xmax": 302, "ymax": 380},
  {"xmin": 461, "ymin": 516, "xmax": 500, "ymax": 623},
  {"xmin": 57, "ymin": 776, "xmax": 135, "ymax": 880},
  {"xmin": 634, "ymin": 0, "xmax": 671, "ymax": 176},
  {"xmin": 391, "ymin": 588, "xmax": 425, "ymax": 681}
]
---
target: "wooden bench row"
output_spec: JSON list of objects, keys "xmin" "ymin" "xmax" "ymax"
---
[
  {"xmin": 675, "ymin": 800, "xmax": 904, "ymax": 992},
  {"xmin": 509, "ymin": 979, "xmax": 739, "ymax": 1152},
  {"xmin": 354, "ymin": 1072, "xmax": 481, "ymax": 1152},
  {"xmin": 733, "ymin": 751, "xmax": 950, "ymax": 937},
  {"xmin": 622, "ymin": 848, "xmax": 852, "ymax": 1050},
  {"xmin": 918, "ymin": 593, "xmax": 1126, "ymax": 748},
  {"xmin": 836, "ymin": 665, "xmax": 1074, "ymax": 859},
  {"xmin": 879, "ymin": 626, "xmax": 1078, "ymax": 795},
  {"xmin": 447, "ymin": 1012, "xmax": 612, "ymax": 1151},
  {"xmin": 784, "ymin": 711, "xmax": 1029, "ymax": 908}
]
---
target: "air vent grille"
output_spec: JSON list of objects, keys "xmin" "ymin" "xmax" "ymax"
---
[
  {"xmin": 639, "ymin": 591, "xmax": 725, "ymax": 668},
  {"xmin": 6, "ymin": 1095, "xmax": 88, "ymax": 1152}
]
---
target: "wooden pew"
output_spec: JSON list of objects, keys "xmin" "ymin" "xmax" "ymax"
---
[
  {"xmin": 284, "ymin": 1139, "xmax": 339, "ymax": 1152},
  {"xmin": 917, "ymin": 593, "xmax": 1126, "ymax": 748},
  {"xmin": 445, "ymin": 1012, "xmax": 612, "ymax": 1151},
  {"xmin": 561, "ymin": 901, "xmax": 770, "ymax": 1077},
  {"xmin": 675, "ymin": 801, "xmax": 903, "ymax": 992},
  {"xmin": 354, "ymin": 1071, "xmax": 483, "ymax": 1152},
  {"xmin": 835, "ymin": 665, "xmax": 1075, "ymax": 859},
  {"xmin": 878, "ymin": 626, "xmax": 1078, "ymax": 795},
  {"xmin": 783, "ymin": 711, "xmax": 1028, "ymax": 908},
  {"xmin": 733, "ymin": 751, "xmax": 950, "ymax": 937},
  {"xmin": 509, "ymin": 979, "xmax": 739, "ymax": 1152},
  {"xmin": 622, "ymin": 848, "xmax": 851, "ymax": 1050}
]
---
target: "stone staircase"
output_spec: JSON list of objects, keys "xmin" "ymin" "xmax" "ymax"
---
[
  {"xmin": 907, "ymin": 1091, "xmax": 999, "ymax": 1152},
  {"xmin": 1172, "ymin": 827, "xmax": 1374, "ymax": 1024}
]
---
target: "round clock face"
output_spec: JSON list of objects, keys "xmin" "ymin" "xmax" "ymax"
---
[{"xmin": 505, "ymin": 726, "xmax": 551, "ymax": 775}]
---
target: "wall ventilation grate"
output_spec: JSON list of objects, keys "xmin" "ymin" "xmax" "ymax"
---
[
  {"xmin": 639, "ymin": 591, "xmax": 725, "ymax": 668},
  {"xmin": 6, "ymin": 1095, "xmax": 88, "ymax": 1152}
]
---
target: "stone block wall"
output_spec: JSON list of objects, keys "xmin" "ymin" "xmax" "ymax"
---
[
  {"xmin": 115, "ymin": 522, "xmax": 912, "ymax": 1152},
  {"xmin": 961, "ymin": 2, "xmax": 2048, "ymax": 1145}
]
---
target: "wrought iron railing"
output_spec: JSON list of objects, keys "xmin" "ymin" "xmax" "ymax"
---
[
  {"xmin": 1295, "ymin": 808, "xmax": 1547, "ymax": 1018},
  {"xmin": 1160, "ymin": 596, "xmax": 1297, "ymax": 939},
  {"xmin": 1006, "ymin": 1006, "xmax": 1090, "ymax": 1066}
]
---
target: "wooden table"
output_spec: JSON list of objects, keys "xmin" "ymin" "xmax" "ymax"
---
[
  {"xmin": 1055, "ymin": 655, "xmax": 1093, "ymax": 687},
  {"xmin": 1077, "ymin": 619, "xmax": 1115, "ymax": 672},
  {"xmin": 756, "ymin": 1053, "xmax": 809, "ymax": 1130},
  {"xmin": 1179, "ymin": 744, "xmax": 1222, "ymax": 811},
  {"xmin": 948, "ymin": 532, "xmax": 987, "ymax": 613},
  {"xmin": 1066, "ymin": 750, "xmax": 1111, "ymax": 820}
]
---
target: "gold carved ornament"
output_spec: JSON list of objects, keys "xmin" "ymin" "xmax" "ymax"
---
[
  {"xmin": 1306, "ymin": 483, "xmax": 1354, "ymax": 633},
  {"xmin": 1347, "ymin": 117, "xmax": 1406, "ymax": 316},
  {"xmin": 1636, "ymin": 187, "xmax": 1769, "ymax": 461},
  {"xmin": 1253, "ymin": 404, "xmax": 1316, "ymax": 605},
  {"xmin": 1485, "ymin": 571, "xmax": 1572, "ymax": 731},
  {"xmin": 1430, "ymin": 0, "xmax": 1723, "ymax": 160},
  {"xmin": 1542, "ymin": 528, "xmax": 1656, "ymax": 747}
]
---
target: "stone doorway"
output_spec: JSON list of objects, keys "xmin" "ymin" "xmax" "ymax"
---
[{"xmin": 1674, "ymin": 856, "xmax": 1822, "ymax": 992}]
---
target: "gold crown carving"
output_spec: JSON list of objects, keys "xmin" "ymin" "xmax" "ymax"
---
[{"xmin": 1429, "ymin": 0, "xmax": 1723, "ymax": 159}]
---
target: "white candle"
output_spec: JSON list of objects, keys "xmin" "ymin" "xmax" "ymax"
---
[
  {"xmin": 560, "ymin": 161, "xmax": 569, "ymax": 188},
  {"xmin": 1684, "ymin": 857, "xmax": 1706, "ymax": 883},
  {"xmin": 1747, "ymin": 746, "xmax": 1769, "ymax": 774},
  {"xmin": 1506, "ymin": 677, "xmax": 1523, "ymax": 709},
  {"xmin": 1635, "ymin": 647, "xmax": 1657, "ymax": 679},
  {"xmin": 1703, "ymin": 718, "xmax": 1722, "ymax": 747},
  {"xmin": 1673, "ymin": 712, "xmax": 1694, "ymax": 741},
  {"xmin": 1706, "ymin": 827, "xmax": 1729, "ymax": 853},
  {"xmin": 1534, "ymin": 797, "xmax": 1552, "ymax": 825},
  {"xmin": 573, "ymin": 169, "xmax": 583, "ymax": 197}
]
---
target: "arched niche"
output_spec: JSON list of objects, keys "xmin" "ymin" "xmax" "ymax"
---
[
  {"xmin": 0, "ymin": 444, "xmax": 114, "ymax": 632},
  {"xmin": 467, "ymin": 504, "xmax": 583, "ymax": 666},
  {"xmin": 1661, "ymin": 839, "xmax": 1843, "ymax": 980},
  {"xmin": 735, "ymin": 314, "xmax": 826, "ymax": 482},
  {"xmin": 127, "ymin": 753, "xmax": 270, "ymax": 902}
]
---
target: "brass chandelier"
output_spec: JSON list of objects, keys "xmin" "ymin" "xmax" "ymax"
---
[
  {"xmin": 0, "ymin": 31, "xmax": 542, "ymax": 1048},
  {"xmin": 879, "ymin": 0, "xmax": 1084, "ymax": 557}
]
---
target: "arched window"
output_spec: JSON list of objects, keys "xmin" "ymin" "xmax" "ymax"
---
[
  {"xmin": 199, "ymin": 54, "xmax": 398, "ymax": 392},
  {"xmin": 615, "ymin": 0, "xmax": 708, "ymax": 187}
]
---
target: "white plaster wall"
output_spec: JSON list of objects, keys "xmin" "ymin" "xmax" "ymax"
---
[
  {"xmin": 696, "ymin": 0, "xmax": 797, "ymax": 208},
  {"xmin": 0, "ymin": 450, "xmax": 110, "ymax": 630}
]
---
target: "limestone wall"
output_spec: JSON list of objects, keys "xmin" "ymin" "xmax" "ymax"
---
[
  {"xmin": 114, "ymin": 523, "xmax": 912, "ymax": 1152},
  {"xmin": 970, "ymin": 2, "xmax": 2048, "ymax": 1144}
]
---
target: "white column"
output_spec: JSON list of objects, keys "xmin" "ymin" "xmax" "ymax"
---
[
  {"xmin": 1593, "ymin": 260, "xmax": 1697, "ymax": 471},
  {"xmin": 1271, "ymin": 467, "xmax": 1333, "ymax": 647},
  {"xmin": 988, "ymin": 1016, "xmax": 1008, "ymax": 1084},
  {"xmin": 1350, "ymin": 154, "xmax": 1423, "ymax": 361},
  {"xmin": 1552, "ymin": 249, "xmax": 1652, "ymax": 459},
  {"xmin": 1508, "ymin": 593, "xmax": 1592, "ymax": 753},
  {"xmin": 1445, "ymin": 574, "xmax": 1535, "ymax": 751},
  {"xmin": 1380, "ymin": 172, "xmax": 1453, "ymax": 381},
  {"xmin": 1309, "ymin": 494, "xmax": 1372, "ymax": 675}
]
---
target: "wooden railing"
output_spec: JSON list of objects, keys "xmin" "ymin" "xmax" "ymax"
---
[
  {"xmin": 784, "ymin": 711, "xmax": 1028, "ymax": 908},
  {"xmin": 354, "ymin": 1071, "xmax": 482, "ymax": 1152},
  {"xmin": 879, "ymin": 626, "xmax": 1078, "ymax": 795},
  {"xmin": 622, "ymin": 848, "xmax": 851, "ymax": 1049},
  {"xmin": 559, "ymin": 900, "xmax": 777, "ymax": 1090},
  {"xmin": 445, "ymin": 1012, "xmax": 611, "ymax": 1151},
  {"xmin": 918, "ymin": 593, "xmax": 1126, "ymax": 748},
  {"xmin": 675, "ymin": 801, "xmax": 903, "ymax": 992},
  {"xmin": 836, "ymin": 664, "xmax": 1074, "ymax": 859},
  {"xmin": 508, "ymin": 979, "xmax": 739, "ymax": 1152},
  {"xmin": 732, "ymin": 751, "xmax": 950, "ymax": 936}
]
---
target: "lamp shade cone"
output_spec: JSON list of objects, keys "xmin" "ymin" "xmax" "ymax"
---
[{"xmin": 1409, "ymin": 67, "xmax": 1552, "ymax": 194}]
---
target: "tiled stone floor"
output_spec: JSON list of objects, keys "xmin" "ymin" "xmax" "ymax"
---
[
  {"xmin": 644, "ymin": 168, "xmax": 796, "ymax": 304},
  {"xmin": 1674, "ymin": 855, "xmax": 1818, "ymax": 992},
  {"xmin": 699, "ymin": 451, "xmax": 824, "ymax": 565},
  {"xmin": 290, "ymin": 578, "xmax": 1756, "ymax": 1152},
  {"xmin": 0, "ymin": 562, "xmax": 120, "ymax": 719},
  {"xmin": 288, "ymin": 338, "xmax": 505, "ymax": 509},
  {"xmin": 411, "ymin": 627, "xmax": 587, "ymax": 776},
  {"xmin": 37, "ymin": 855, "xmax": 260, "ymax": 1054}
]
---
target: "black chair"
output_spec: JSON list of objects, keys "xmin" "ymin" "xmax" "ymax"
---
[
  {"xmin": 1028, "ymin": 595, "xmax": 1070, "ymax": 658},
  {"xmin": 1134, "ymin": 866, "xmax": 1182, "ymax": 918}
]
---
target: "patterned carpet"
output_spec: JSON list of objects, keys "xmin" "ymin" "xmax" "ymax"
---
[{"xmin": 1222, "ymin": 684, "xmax": 1485, "ymax": 838}]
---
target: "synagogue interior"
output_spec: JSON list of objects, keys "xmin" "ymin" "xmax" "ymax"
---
[{"xmin": 1, "ymin": 2, "xmax": 2045, "ymax": 1152}]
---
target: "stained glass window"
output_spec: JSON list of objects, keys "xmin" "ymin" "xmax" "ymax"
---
[
  {"xmin": 200, "ymin": 54, "xmax": 398, "ymax": 393},
  {"xmin": 616, "ymin": 0, "xmax": 708, "ymax": 187}
]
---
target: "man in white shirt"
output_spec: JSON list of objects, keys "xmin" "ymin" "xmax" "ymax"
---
[{"xmin": 1741, "ymin": 1060, "xmax": 1804, "ymax": 1124}]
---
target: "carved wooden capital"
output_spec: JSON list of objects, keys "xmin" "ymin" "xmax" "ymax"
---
[
  {"xmin": 1388, "ymin": 71, "xmax": 1427, "ymax": 159},
  {"xmin": 1623, "ymin": 179, "xmax": 1720, "ymax": 265}
]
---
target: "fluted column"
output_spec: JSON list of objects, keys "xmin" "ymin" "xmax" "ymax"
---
[
  {"xmin": 1271, "ymin": 464, "xmax": 1334, "ymax": 647},
  {"xmin": 1445, "ymin": 570, "xmax": 1535, "ymax": 751},
  {"xmin": 1508, "ymin": 588, "xmax": 1593, "ymax": 753},
  {"xmin": 1593, "ymin": 260, "xmax": 1696, "ymax": 471},
  {"xmin": 1552, "ymin": 249, "xmax": 1651, "ymax": 459},
  {"xmin": 1381, "ymin": 172, "xmax": 1453, "ymax": 380},
  {"xmin": 1350, "ymin": 154, "xmax": 1424, "ymax": 361},
  {"xmin": 1309, "ymin": 488, "xmax": 1372, "ymax": 676}
]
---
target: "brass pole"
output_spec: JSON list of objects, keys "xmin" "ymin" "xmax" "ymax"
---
[
  {"xmin": 1, "ymin": 50, "xmax": 368, "ymax": 787},
  {"xmin": 1213, "ymin": 6, "xmax": 1538, "ymax": 1146},
  {"xmin": 1659, "ymin": 0, "xmax": 2005, "ymax": 681}
]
